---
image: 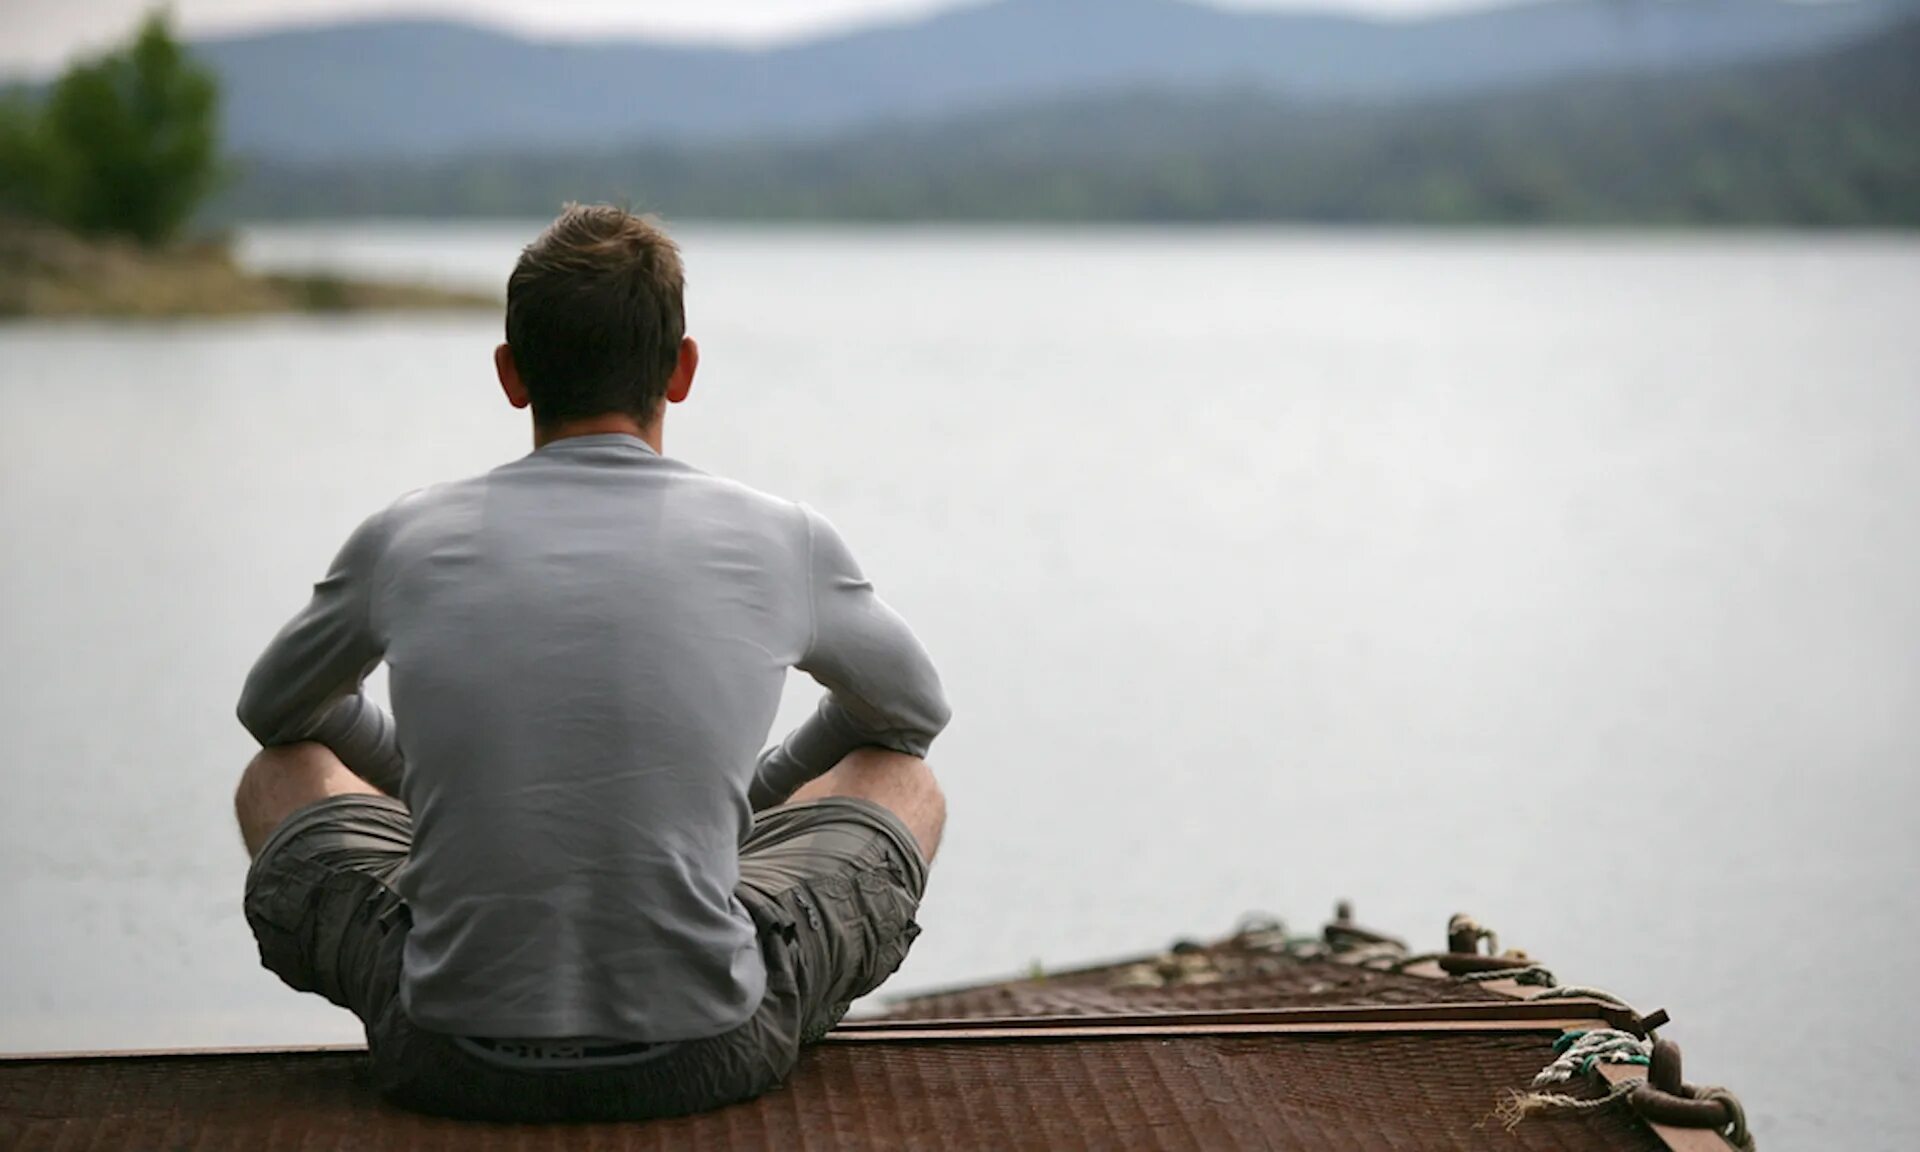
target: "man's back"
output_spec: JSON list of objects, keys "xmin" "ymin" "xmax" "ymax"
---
[
  {"xmin": 233, "ymin": 206, "xmax": 949, "ymax": 1120},
  {"xmin": 239, "ymin": 433, "xmax": 947, "ymax": 1041}
]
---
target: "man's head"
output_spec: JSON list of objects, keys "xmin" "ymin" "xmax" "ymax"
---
[{"xmin": 496, "ymin": 204, "xmax": 697, "ymax": 442}]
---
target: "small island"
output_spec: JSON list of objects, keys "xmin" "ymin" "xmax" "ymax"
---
[{"xmin": 0, "ymin": 14, "xmax": 494, "ymax": 320}]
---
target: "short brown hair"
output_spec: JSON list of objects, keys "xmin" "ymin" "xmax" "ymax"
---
[{"xmin": 505, "ymin": 204, "xmax": 686, "ymax": 427}]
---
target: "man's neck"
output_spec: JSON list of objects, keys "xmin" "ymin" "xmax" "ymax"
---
[{"xmin": 533, "ymin": 413, "xmax": 664, "ymax": 454}]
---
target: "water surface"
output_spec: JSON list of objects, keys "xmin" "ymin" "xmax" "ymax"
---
[{"xmin": 3, "ymin": 224, "xmax": 1916, "ymax": 1149}]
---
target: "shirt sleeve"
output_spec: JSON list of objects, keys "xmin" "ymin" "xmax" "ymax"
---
[
  {"xmin": 748, "ymin": 505, "xmax": 951, "ymax": 811},
  {"xmin": 235, "ymin": 506, "xmax": 405, "ymax": 795}
]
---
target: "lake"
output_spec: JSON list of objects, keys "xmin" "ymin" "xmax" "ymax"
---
[{"xmin": 2, "ymin": 223, "xmax": 1916, "ymax": 1149}]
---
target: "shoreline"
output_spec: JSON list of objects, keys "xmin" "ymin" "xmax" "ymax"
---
[{"xmin": 0, "ymin": 219, "xmax": 497, "ymax": 320}]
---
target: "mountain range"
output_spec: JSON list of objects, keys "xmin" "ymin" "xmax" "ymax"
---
[
  {"xmin": 187, "ymin": 0, "xmax": 1919, "ymax": 161},
  {"xmin": 219, "ymin": 14, "xmax": 1920, "ymax": 226}
]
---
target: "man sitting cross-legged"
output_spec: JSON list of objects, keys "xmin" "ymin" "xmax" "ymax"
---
[{"xmin": 232, "ymin": 204, "xmax": 950, "ymax": 1122}]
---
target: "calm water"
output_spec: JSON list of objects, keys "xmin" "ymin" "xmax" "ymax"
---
[{"xmin": 2, "ymin": 224, "xmax": 1916, "ymax": 1148}]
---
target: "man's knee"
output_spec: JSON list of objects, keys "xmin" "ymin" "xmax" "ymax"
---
[
  {"xmin": 794, "ymin": 747, "xmax": 946, "ymax": 862},
  {"xmin": 895, "ymin": 755, "xmax": 946, "ymax": 838},
  {"xmin": 235, "ymin": 742, "xmax": 373, "ymax": 856},
  {"xmin": 875, "ymin": 753, "xmax": 944, "ymax": 869}
]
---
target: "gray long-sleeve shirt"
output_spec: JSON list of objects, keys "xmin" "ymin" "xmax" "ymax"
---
[{"xmin": 237, "ymin": 433, "xmax": 949, "ymax": 1042}]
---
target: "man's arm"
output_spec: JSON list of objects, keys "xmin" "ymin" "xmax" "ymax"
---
[
  {"xmin": 235, "ymin": 508, "xmax": 405, "ymax": 796},
  {"xmin": 749, "ymin": 506, "xmax": 951, "ymax": 811}
]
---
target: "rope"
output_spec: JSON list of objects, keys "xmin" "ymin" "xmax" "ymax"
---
[
  {"xmin": 1532, "ymin": 1029, "xmax": 1652, "ymax": 1087},
  {"xmin": 1445, "ymin": 918, "xmax": 1753, "ymax": 1149},
  {"xmin": 1493, "ymin": 1077, "xmax": 1638, "ymax": 1131},
  {"xmin": 1530, "ymin": 983, "xmax": 1637, "ymax": 1011},
  {"xmin": 1697, "ymin": 1086, "xmax": 1756, "ymax": 1152},
  {"xmin": 1503, "ymin": 1036, "xmax": 1758, "ymax": 1151},
  {"xmin": 1333, "ymin": 941, "xmax": 1406, "ymax": 968},
  {"xmin": 1229, "ymin": 916, "xmax": 1327, "ymax": 959},
  {"xmin": 1452, "ymin": 963, "xmax": 1648, "ymax": 1029},
  {"xmin": 1458, "ymin": 964, "xmax": 1559, "ymax": 987},
  {"xmin": 1492, "ymin": 1029, "xmax": 1647, "ymax": 1134}
]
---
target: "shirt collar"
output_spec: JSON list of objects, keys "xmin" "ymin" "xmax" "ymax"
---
[{"xmin": 533, "ymin": 432, "xmax": 659, "ymax": 457}]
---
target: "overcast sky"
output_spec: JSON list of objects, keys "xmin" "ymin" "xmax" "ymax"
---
[{"xmin": 1, "ymin": 0, "xmax": 1528, "ymax": 74}]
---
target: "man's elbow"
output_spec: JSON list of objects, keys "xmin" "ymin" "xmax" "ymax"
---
[
  {"xmin": 234, "ymin": 672, "xmax": 284, "ymax": 747},
  {"xmin": 922, "ymin": 688, "xmax": 953, "ymax": 745},
  {"xmin": 901, "ymin": 677, "xmax": 953, "ymax": 756}
]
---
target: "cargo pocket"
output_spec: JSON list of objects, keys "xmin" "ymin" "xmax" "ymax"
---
[
  {"xmin": 243, "ymin": 854, "xmax": 334, "ymax": 997},
  {"xmin": 848, "ymin": 865, "xmax": 921, "ymax": 999},
  {"xmin": 779, "ymin": 879, "xmax": 856, "ymax": 1052},
  {"xmin": 790, "ymin": 866, "xmax": 919, "ymax": 1042},
  {"xmin": 741, "ymin": 883, "xmax": 803, "ymax": 1002},
  {"xmin": 246, "ymin": 854, "xmax": 398, "ymax": 1018}
]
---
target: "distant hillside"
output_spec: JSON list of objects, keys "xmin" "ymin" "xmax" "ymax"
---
[
  {"xmin": 183, "ymin": 0, "xmax": 1918, "ymax": 161},
  {"xmin": 218, "ymin": 15, "xmax": 1920, "ymax": 226}
]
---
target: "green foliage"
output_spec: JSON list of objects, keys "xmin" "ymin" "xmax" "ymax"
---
[
  {"xmin": 0, "ymin": 91, "xmax": 53, "ymax": 218},
  {"xmin": 284, "ymin": 273, "xmax": 351, "ymax": 311},
  {"xmin": 8, "ymin": 11, "xmax": 222, "ymax": 245}
]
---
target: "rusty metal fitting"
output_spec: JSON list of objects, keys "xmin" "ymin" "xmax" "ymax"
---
[
  {"xmin": 1447, "ymin": 913, "xmax": 1498, "ymax": 957},
  {"xmin": 1439, "ymin": 913, "xmax": 1551, "ymax": 980},
  {"xmin": 1628, "ymin": 1040, "xmax": 1756, "ymax": 1150},
  {"xmin": 1324, "ymin": 901, "xmax": 1406, "ymax": 951},
  {"xmin": 1437, "ymin": 952, "xmax": 1540, "ymax": 976}
]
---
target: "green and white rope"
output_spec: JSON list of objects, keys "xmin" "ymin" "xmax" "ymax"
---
[{"xmin": 1532, "ymin": 1029, "xmax": 1652, "ymax": 1087}]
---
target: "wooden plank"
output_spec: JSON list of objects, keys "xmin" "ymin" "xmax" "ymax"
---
[
  {"xmin": 837, "ymin": 999, "xmax": 1642, "ymax": 1033},
  {"xmin": 2, "ymin": 1015, "xmax": 1616, "ymax": 1064},
  {"xmin": 825, "ymin": 1017, "xmax": 1611, "ymax": 1043},
  {"xmin": 0, "ymin": 1042, "xmax": 367, "ymax": 1064}
]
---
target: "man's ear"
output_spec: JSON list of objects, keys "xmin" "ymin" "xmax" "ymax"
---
[
  {"xmin": 666, "ymin": 337, "xmax": 699, "ymax": 405},
  {"xmin": 496, "ymin": 343, "xmax": 531, "ymax": 410}
]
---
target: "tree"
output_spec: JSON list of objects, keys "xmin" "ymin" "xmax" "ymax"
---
[
  {"xmin": 35, "ymin": 11, "xmax": 222, "ymax": 245},
  {"xmin": 0, "ymin": 91, "xmax": 53, "ymax": 218}
]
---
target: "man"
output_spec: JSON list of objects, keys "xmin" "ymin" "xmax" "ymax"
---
[{"xmin": 232, "ymin": 204, "xmax": 950, "ymax": 1122}]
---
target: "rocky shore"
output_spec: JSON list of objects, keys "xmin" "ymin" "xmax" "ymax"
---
[{"xmin": 0, "ymin": 219, "xmax": 496, "ymax": 319}]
